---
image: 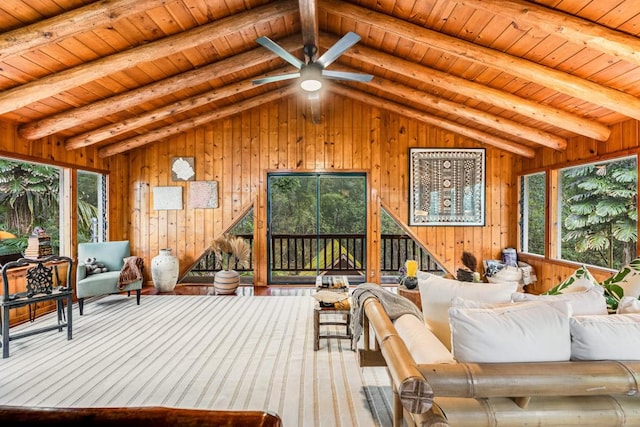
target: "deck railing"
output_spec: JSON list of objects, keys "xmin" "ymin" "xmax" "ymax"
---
[{"xmin": 182, "ymin": 233, "xmax": 443, "ymax": 283}]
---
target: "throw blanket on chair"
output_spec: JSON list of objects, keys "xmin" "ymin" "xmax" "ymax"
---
[
  {"xmin": 351, "ymin": 283, "xmax": 423, "ymax": 349},
  {"xmin": 118, "ymin": 256, "xmax": 144, "ymax": 290}
]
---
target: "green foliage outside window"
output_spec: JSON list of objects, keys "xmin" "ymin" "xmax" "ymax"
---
[
  {"xmin": 520, "ymin": 172, "xmax": 546, "ymax": 255},
  {"xmin": 560, "ymin": 156, "xmax": 637, "ymax": 270}
]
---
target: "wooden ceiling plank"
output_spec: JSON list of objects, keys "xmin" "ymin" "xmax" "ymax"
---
[
  {"xmin": 97, "ymin": 86, "xmax": 298, "ymax": 157},
  {"xmin": 65, "ymin": 77, "xmax": 274, "ymax": 149},
  {"xmin": 0, "ymin": 0, "xmax": 298, "ymax": 116},
  {"xmin": 356, "ymin": 71, "xmax": 567, "ymax": 150},
  {"xmin": 323, "ymin": 0, "xmax": 640, "ymax": 122},
  {"xmin": 18, "ymin": 36, "xmax": 303, "ymax": 139},
  {"xmin": 452, "ymin": 0, "xmax": 640, "ymax": 67},
  {"xmin": 329, "ymin": 84, "xmax": 536, "ymax": 158},
  {"xmin": 319, "ymin": 33, "xmax": 611, "ymax": 141},
  {"xmin": 0, "ymin": 0, "xmax": 172, "ymax": 62}
]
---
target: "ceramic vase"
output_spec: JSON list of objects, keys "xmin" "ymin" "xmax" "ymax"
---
[
  {"xmin": 151, "ymin": 248, "xmax": 179, "ymax": 292},
  {"xmin": 214, "ymin": 269, "xmax": 240, "ymax": 295}
]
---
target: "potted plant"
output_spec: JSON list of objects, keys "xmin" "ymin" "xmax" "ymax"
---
[{"xmin": 211, "ymin": 234, "xmax": 251, "ymax": 294}]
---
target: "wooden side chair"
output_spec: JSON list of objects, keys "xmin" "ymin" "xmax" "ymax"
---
[{"xmin": 1, "ymin": 255, "xmax": 73, "ymax": 358}]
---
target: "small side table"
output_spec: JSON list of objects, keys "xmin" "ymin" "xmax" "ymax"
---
[
  {"xmin": 313, "ymin": 305, "xmax": 353, "ymax": 351},
  {"xmin": 397, "ymin": 285, "xmax": 422, "ymax": 311}
]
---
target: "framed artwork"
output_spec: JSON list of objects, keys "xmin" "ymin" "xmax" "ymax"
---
[
  {"xmin": 171, "ymin": 157, "xmax": 195, "ymax": 181},
  {"xmin": 189, "ymin": 181, "xmax": 219, "ymax": 209},
  {"xmin": 409, "ymin": 148, "xmax": 485, "ymax": 226},
  {"xmin": 153, "ymin": 186, "xmax": 183, "ymax": 210}
]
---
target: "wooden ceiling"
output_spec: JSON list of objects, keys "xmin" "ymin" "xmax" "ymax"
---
[{"xmin": 1, "ymin": 0, "xmax": 640, "ymax": 159}]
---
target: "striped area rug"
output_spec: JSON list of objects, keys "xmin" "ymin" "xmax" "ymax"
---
[{"xmin": 0, "ymin": 294, "xmax": 393, "ymax": 426}]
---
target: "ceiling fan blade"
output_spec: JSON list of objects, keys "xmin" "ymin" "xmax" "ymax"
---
[
  {"xmin": 256, "ymin": 36, "xmax": 304, "ymax": 69},
  {"xmin": 316, "ymin": 32, "xmax": 361, "ymax": 68},
  {"xmin": 321, "ymin": 69, "xmax": 373, "ymax": 82},
  {"xmin": 252, "ymin": 72, "xmax": 301, "ymax": 85}
]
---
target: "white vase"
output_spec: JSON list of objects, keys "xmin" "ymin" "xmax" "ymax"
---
[
  {"xmin": 214, "ymin": 269, "xmax": 240, "ymax": 295},
  {"xmin": 151, "ymin": 248, "xmax": 179, "ymax": 292}
]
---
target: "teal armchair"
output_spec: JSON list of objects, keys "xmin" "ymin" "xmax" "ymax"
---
[{"xmin": 76, "ymin": 241, "xmax": 142, "ymax": 315}]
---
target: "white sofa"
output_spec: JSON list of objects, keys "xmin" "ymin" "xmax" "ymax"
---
[{"xmin": 356, "ymin": 274, "xmax": 640, "ymax": 427}]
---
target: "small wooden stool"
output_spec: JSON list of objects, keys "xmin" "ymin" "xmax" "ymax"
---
[
  {"xmin": 313, "ymin": 305, "xmax": 353, "ymax": 350},
  {"xmin": 397, "ymin": 285, "xmax": 422, "ymax": 311}
]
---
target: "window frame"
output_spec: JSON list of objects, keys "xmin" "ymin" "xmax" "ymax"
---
[{"xmin": 518, "ymin": 151, "xmax": 639, "ymax": 272}]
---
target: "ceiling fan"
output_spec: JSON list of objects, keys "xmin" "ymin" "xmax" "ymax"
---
[{"xmin": 252, "ymin": 31, "xmax": 373, "ymax": 95}]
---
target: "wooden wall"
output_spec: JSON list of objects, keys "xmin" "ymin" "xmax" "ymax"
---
[
  {"xmin": 113, "ymin": 93, "xmax": 519, "ymax": 285},
  {"xmin": 3, "ymin": 96, "xmax": 638, "ymax": 291},
  {"xmin": 518, "ymin": 120, "xmax": 640, "ymax": 293}
]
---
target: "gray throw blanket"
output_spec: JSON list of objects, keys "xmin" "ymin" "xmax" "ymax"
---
[{"xmin": 351, "ymin": 283, "xmax": 424, "ymax": 349}]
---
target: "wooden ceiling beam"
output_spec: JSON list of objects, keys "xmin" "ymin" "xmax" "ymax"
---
[
  {"xmin": 97, "ymin": 86, "xmax": 298, "ymax": 157},
  {"xmin": 322, "ymin": 0, "xmax": 640, "ymax": 123},
  {"xmin": 0, "ymin": 0, "xmax": 171, "ymax": 62},
  {"xmin": 299, "ymin": 0, "xmax": 319, "ymax": 61},
  {"xmin": 19, "ymin": 37, "xmax": 303, "ymax": 140},
  {"xmin": 342, "ymin": 69, "xmax": 567, "ymax": 150},
  {"xmin": 329, "ymin": 84, "xmax": 536, "ymax": 158},
  {"xmin": 0, "ymin": 0, "xmax": 298, "ymax": 116},
  {"xmin": 299, "ymin": 0, "xmax": 321, "ymax": 123},
  {"xmin": 65, "ymin": 72, "xmax": 293, "ymax": 149},
  {"xmin": 454, "ymin": 0, "xmax": 640, "ymax": 67},
  {"xmin": 319, "ymin": 34, "xmax": 610, "ymax": 141}
]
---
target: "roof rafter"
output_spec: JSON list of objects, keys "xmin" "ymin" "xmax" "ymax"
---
[
  {"xmin": 453, "ymin": 0, "xmax": 640, "ymax": 67},
  {"xmin": 20, "ymin": 37, "xmax": 303, "ymax": 140},
  {"xmin": 0, "ymin": 0, "xmax": 299, "ymax": 116},
  {"xmin": 319, "ymin": 33, "xmax": 610, "ymax": 141},
  {"xmin": 329, "ymin": 84, "xmax": 536, "ymax": 158},
  {"xmin": 322, "ymin": 0, "xmax": 640, "ymax": 122},
  {"xmin": 97, "ymin": 86, "xmax": 299, "ymax": 157}
]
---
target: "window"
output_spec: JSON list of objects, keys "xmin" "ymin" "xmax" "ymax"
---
[
  {"xmin": 77, "ymin": 170, "xmax": 107, "ymax": 243},
  {"xmin": 519, "ymin": 172, "xmax": 546, "ymax": 256},
  {"xmin": 558, "ymin": 156, "xmax": 637, "ymax": 270},
  {"xmin": 0, "ymin": 157, "xmax": 62, "ymax": 254}
]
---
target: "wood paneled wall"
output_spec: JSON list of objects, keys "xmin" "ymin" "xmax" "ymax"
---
[
  {"xmin": 518, "ymin": 120, "xmax": 640, "ymax": 293},
  {"xmin": 3, "ymin": 96, "xmax": 638, "ymax": 291},
  {"xmin": 113, "ymin": 93, "xmax": 519, "ymax": 285}
]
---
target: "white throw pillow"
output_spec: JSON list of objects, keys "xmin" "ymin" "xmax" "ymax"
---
[
  {"xmin": 601, "ymin": 259, "xmax": 640, "ymax": 299},
  {"xmin": 449, "ymin": 301, "xmax": 572, "ymax": 363},
  {"xmin": 511, "ymin": 288, "xmax": 607, "ymax": 316},
  {"xmin": 617, "ymin": 296, "xmax": 640, "ymax": 314},
  {"xmin": 418, "ymin": 274, "xmax": 518, "ymax": 350},
  {"xmin": 393, "ymin": 314, "xmax": 455, "ymax": 365},
  {"xmin": 570, "ymin": 314, "xmax": 640, "ymax": 360}
]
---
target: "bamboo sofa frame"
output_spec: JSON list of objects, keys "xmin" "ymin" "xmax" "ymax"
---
[{"xmin": 358, "ymin": 297, "xmax": 640, "ymax": 427}]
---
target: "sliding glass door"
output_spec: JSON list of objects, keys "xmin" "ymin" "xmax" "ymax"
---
[{"xmin": 267, "ymin": 173, "xmax": 366, "ymax": 284}]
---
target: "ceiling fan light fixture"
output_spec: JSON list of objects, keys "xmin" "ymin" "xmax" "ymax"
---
[{"xmin": 299, "ymin": 64, "xmax": 323, "ymax": 92}]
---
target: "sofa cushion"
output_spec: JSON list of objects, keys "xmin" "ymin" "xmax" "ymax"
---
[
  {"xmin": 449, "ymin": 301, "xmax": 572, "ymax": 363},
  {"xmin": 511, "ymin": 288, "xmax": 607, "ymax": 316},
  {"xmin": 570, "ymin": 314, "xmax": 640, "ymax": 360},
  {"xmin": 543, "ymin": 265, "xmax": 599, "ymax": 295},
  {"xmin": 393, "ymin": 314, "xmax": 455, "ymax": 365},
  {"xmin": 617, "ymin": 296, "xmax": 640, "ymax": 314},
  {"xmin": 418, "ymin": 273, "xmax": 517, "ymax": 350}
]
